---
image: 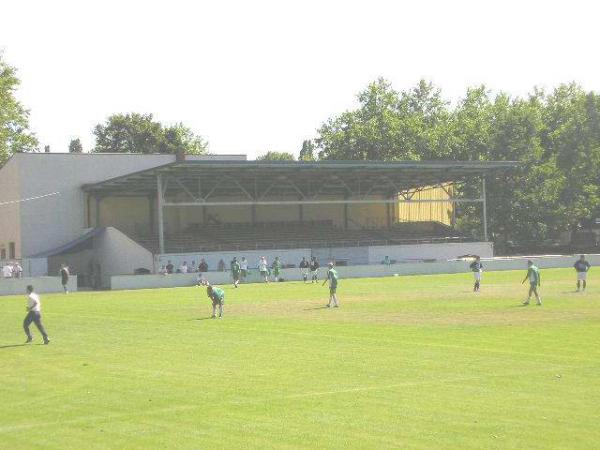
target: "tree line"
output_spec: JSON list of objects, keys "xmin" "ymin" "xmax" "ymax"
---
[
  {"xmin": 2, "ymin": 52, "xmax": 600, "ymax": 244},
  {"xmin": 313, "ymin": 78, "xmax": 600, "ymax": 245}
]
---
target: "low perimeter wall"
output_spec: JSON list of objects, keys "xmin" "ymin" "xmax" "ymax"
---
[
  {"xmin": 0, "ymin": 276, "xmax": 78, "ymax": 296},
  {"xmin": 109, "ymin": 254, "xmax": 600, "ymax": 291}
]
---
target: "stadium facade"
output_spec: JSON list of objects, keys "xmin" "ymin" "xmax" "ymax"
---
[{"xmin": 0, "ymin": 152, "xmax": 515, "ymax": 287}]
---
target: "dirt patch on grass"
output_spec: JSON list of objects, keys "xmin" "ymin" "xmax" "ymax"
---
[{"xmin": 228, "ymin": 296, "xmax": 600, "ymax": 327}]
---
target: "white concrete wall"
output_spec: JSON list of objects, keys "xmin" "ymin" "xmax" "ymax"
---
[
  {"xmin": 0, "ymin": 157, "xmax": 22, "ymax": 259},
  {"xmin": 367, "ymin": 242, "xmax": 493, "ymax": 264},
  {"xmin": 312, "ymin": 246, "xmax": 370, "ymax": 265},
  {"xmin": 0, "ymin": 276, "xmax": 77, "ymax": 296},
  {"xmin": 9, "ymin": 153, "xmax": 246, "ymax": 258},
  {"xmin": 109, "ymin": 254, "xmax": 600, "ymax": 291},
  {"xmin": 16, "ymin": 153, "xmax": 175, "ymax": 257},
  {"xmin": 23, "ymin": 258, "xmax": 49, "ymax": 277},
  {"xmin": 95, "ymin": 227, "xmax": 154, "ymax": 287}
]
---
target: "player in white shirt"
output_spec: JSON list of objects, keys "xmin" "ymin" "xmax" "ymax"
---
[{"xmin": 24, "ymin": 285, "xmax": 50, "ymax": 344}]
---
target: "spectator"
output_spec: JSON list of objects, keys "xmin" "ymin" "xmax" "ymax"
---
[
  {"xmin": 198, "ymin": 259, "xmax": 208, "ymax": 272},
  {"xmin": 165, "ymin": 260, "xmax": 174, "ymax": 274},
  {"xmin": 382, "ymin": 256, "xmax": 391, "ymax": 266},
  {"xmin": 158, "ymin": 265, "xmax": 167, "ymax": 275},
  {"xmin": 240, "ymin": 257, "xmax": 248, "ymax": 281},
  {"xmin": 259, "ymin": 256, "xmax": 269, "ymax": 283},
  {"xmin": 190, "ymin": 260, "xmax": 197, "ymax": 273},
  {"xmin": 179, "ymin": 261, "xmax": 189, "ymax": 274},
  {"xmin": 2, "ymin": 262, "xmax": 13, "ymax": 279},
  {"xmin": 14, "ymin": 261, "xmax": 23, "ymax": 278},
  {"xmin": 218, "ymin": 259, "xmax": 226, "ymax": 272}
]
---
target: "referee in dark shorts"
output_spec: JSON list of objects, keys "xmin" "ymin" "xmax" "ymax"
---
[{"xmin": 24, "ymin": 285, "xmax": 50, "ymax": 344}]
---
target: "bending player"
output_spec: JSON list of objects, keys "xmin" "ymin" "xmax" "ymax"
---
[
  {"xmin": 469, "ymin": 256, "xmax": 483, "ymax": 292},
  {"xmin": 573, "ymin": 255, "xmax": 591, "ymax": 292},
  {"xmin": 322, "ymin": 262, "xmax": 339, "ymax": 308},
  {"xmin": 521, "ymin": 260, "xmax": 542, "ymax": 306},
  {"xmin": 202, "ymin": 280, "xmax": 225, "ymax": 319}
]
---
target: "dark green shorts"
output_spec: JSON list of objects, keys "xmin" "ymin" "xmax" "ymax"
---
[{"xmin": 330, "ymin": 286, "xmax": 337, "ymax": 294}]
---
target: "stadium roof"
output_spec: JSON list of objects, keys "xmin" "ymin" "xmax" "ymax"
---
[{"xmin": 82, "ymin": 160, "xmax": 517, "ymax": 200}]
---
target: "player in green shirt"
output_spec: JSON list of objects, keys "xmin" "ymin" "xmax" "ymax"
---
[
  {"xmin": 521, "ymin": 260, "xmax": 542, "ymax": 306},
  {"xmin": 202, "ymin": 281, "xmax": 225, "ymax": 318},
  {"xmin": 230, "ymin": 257, "xmax": 241, "ymax": 288},
  {"xmin": 322, "ymin": 262, "xmax": 339, "ymax": 308},
  {"xmin": 271, "ymin": 257, "xmax": 282, "ymax": 282}
]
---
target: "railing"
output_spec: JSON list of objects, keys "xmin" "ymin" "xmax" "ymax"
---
[{"xmin": 155, "ymin": 235, "xmax": 472, "ymax": 254}]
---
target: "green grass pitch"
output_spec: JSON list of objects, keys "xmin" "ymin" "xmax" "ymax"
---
[{"xmin": 1, "ymin": 268, "xmax": 599, "ymax": 449}]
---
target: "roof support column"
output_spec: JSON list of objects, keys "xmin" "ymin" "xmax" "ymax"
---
[
  {"xmin": 86, "ymin": 194, "xmax": 92, "ymax": 228},
  {"xmin": 482, "ymin": 176, "xmax": 488, "ymax": 241},
  {"xmin": 148, "ymin": 194, "xmax": 155, "ymax": 234},
  {"xmin": 343, "ymin": 196, "xmax": 349, "ymax": 230},
  {"xmin": 95, "ymin": 195, "xmax": 101, "ymax": 228},
  {"xmin": 386, "ymin": 196, "xmax": 392, "ymax": 229},
  {"xmin": 157, "ymin": 174, "xmax": 165, "ymax": 254}
]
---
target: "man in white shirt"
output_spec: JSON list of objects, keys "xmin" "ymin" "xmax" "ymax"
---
[
  {"xmin": 240, "ymin": 257, "xmax": 248, "ymax": 281},
  {"xmin": 179, "ymin": 261, "xmax": 189, "ymax": 274},
  {"xmin": 14, "ymin": 262, "xmax": 23, "ymax": 278},
  {"xmin": 24, "ymin": 285, "xmax": 50, "ymax": 345},
  {"xmin": 259, "ymin": 257, "xmax": 269, "ymax": 283},
  {"xmin": 2, "ymin": 263, "xmax": 13, "ymax": 278}
]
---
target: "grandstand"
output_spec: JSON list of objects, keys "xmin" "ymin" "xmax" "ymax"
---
[
  {"xmin": 0, "ymin": 153, "xmax": 516, "ymax": 287},
  {"xmin": 133, "ymin": 220, "xmax": 467, "ymax": 254}
]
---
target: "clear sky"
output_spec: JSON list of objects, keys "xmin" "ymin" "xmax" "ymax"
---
[{"xmin": 1, "ymin": 0, "xmax": 599, "ymax": 159}]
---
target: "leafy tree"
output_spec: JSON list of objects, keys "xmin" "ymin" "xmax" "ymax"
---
[
  {"xmin": 163, "ymin": 123, "xmax": 208, "ymax": 155},
  {"xmin": 317, "ymin": 78, "xmax": 450, "ymax": 161},
  {"xmin": 0, "ymin": 53, "xmax": 38, "ymax": 166},
  {"xmin": 256, "ymin": 151, "xmax": 295, "ymax": 161},
  {"xmin": 299, "ymin": 139, "xmax": 316, "ymax": 161},
  {"xmin": 93, "ymin": 113, "xmax": 208, "ymax": 155},
  {"xmin": 315, "ymin": 78, "xmax": 600, "ymax": 246},
  {"xmin": 68, "ymin": 138, "xmax": 83, "ymax": 153}
]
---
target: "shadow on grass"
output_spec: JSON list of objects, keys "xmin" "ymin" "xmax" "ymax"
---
[
  {"xmin": 303, "ymin": 306, "xmax": 330, "ymax": 311},
  {"xmin": 0, "ymin": 343, "xmax": 44, "ymax": 349},
  {"xmin": 190, "ymin": 317, "xmax": 217, "ymax": 321}
]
